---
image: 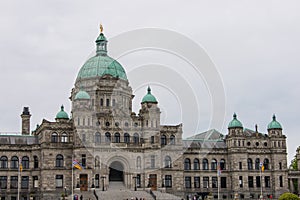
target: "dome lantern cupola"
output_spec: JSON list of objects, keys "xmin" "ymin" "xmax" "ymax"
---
[
  {"xmin": 96, "ymin": 24, "xmax": 108, "ymax": 56},
  {"xmin": 267, "ymin": 114, "xmax": 282, "ymax": 130},
  {"xmin": 228, "ymin": 113, "xmax": 243, "ymax": 129},
  {"xmin": 56, "ymin": 105, "xmax": 69, "ymax": 120},
  {"xmin": 142, "ymin": 86, "xmax": 158, "ymax": 104}
]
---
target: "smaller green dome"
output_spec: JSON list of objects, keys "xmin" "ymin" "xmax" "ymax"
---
[
  {"xmin": 75, "ymin": 90, "xmax": 90, "ymax": 100},
  {"xmin": 228, "ymin": 113, "xmax": 243, "ymax": 128},
  {"xmin": 56, "ymin": 105, "xmax": 69, "ymax": 119},
  {"xmin": 96, "ymin": 33, "xmax": 107, "ymax": 42},
  {"xmin": 267, "ymin": 114, "xmax": 282, "ymax": 130},
  {"xmin": 142, "ymin": 86, "xmax": 158, "ymax": 103}
]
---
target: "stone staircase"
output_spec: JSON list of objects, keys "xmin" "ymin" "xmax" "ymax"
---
[
  {"xmin": 152, "ymin": 190, "xmax": 182, "ymax": 200},
  {"xmin": 96, "ymin": 181, "xmax": 154, "ymax": 200}
]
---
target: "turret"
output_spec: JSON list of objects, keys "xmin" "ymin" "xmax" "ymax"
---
[
  {"xmin": 21, "ymin": 107, "xmax": 31, "ymax": 135},
  {"xmin": 267, "ymin": 114, "xmax": 283, "ymax": 137},
  {"xmin": 228, "ymin": 113, "xmax": 243, "ymax": 136}
]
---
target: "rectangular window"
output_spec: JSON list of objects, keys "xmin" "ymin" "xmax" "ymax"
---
[
  {"xmin": 239, "ymin": 176, "xmax": 243, "ymax": 188},
  {"xmin": 106, "ymin": 99, "xmax": 110, "ymax": 106},
  {"xmin": 0, "ymin": 176, "xmax": 7, "ymax": 189},
  {"xmin": 265, "ymin": 176, "xmax": 270, "ymax": 188},
  {"xmin": 56, "ymin": 175, "xmax": 63, "ymax": 188},
  {"xmin": 82, "ymin": 154, "xmax": 86, "ymax": 167},
  {"xmin": 256, "ymin": 176, "xmax": 261, "ymax": 188},
  {"xmin": 10, "ymin": 176, "xmax": 18, "ymax": 189},
  {"xmin": 194, "ymin": 176, "xmax": 200, "ymax": 188},
  {"xmin": 185, "ymin": 177, "xmax": 191, "ymax": 188},
  {"xmin": 248, "ymin": 176, "xmax": 254, "ymax": 188},
  {"xmin": 221, "ymin": 177, "xmax": 227, "ymax": 188},
  {"xmin": 165, "ymin": 175, "xmax": 172, "ymax": 188},
  {"xmin": 239, "ymin": 162, "xmax": 242, "ymax": 170},
  {"xmin": 212, "ymin": 177, "xmax": 218, "ymax": 188},
  {"xmin": 203, "ymin": 177, "xmax": 209, "ymax": 188},
  {"xmin": 279, "ymin": 176, "xmax": 283, "ymax": 187},
  {"xmin": 150, "ymin": 155, "xmax": 155, "ymax": 168},
  {"xmin": 33, "ymin": 176, "xmax": 39, "ymax": 188},
  {"xmin": 151, "ymin": 136, "xmax": 155, "ymax": 144},
  {"xmin": 136, "ymin": 174, "xmax": 141, "ymax": 188},
  {"xmin": 21, "ymin": 176, "xmax": 29, "ymax": 189}
]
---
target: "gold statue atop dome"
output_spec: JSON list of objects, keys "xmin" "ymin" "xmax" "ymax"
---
[{"xmin": 100, "ymin": 24, "xmax": 103, "ymax": 33}]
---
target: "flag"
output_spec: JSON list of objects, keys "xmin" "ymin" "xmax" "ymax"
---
[
  {"xmin": 217, "ymin": 163, "xmax": 222, "ymax": 176},
  {"xmin": 259, "ymin": 162, "xmax": 263, "ymax": 168},
  {"xmin": 261, "ymin": 165, "xmax": 265, "ymax": 172},
  {"xmin": 72, "ymin": 160, "xmax": 82, "ymax": 170},
  {"xmin": 19, "ymin": 163, "xmax": 23, "ymax": 172}
]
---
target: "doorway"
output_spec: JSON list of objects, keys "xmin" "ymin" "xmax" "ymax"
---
[
  {"xmin": 80, "ymin": 174, "xmax": 88, "ymax": 191},
  {"xmin": 109, "ymin": 161, "xmax": 124, "ymax": 182}
]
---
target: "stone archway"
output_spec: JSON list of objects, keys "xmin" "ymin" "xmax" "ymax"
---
[{"xmin": 109, "ymin": 161, "xmax": 124, "ymax": 182}]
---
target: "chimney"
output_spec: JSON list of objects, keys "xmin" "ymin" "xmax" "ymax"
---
[{"xmin": 21, "ymin": 107, "xmax": 31, "ymax": 135}]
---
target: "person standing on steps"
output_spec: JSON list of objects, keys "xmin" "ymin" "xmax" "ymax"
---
[{"xmin": 80, "ymin": 195, "xmax": 83, "ymax": 200}]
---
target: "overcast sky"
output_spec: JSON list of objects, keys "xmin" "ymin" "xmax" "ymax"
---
[{"xmin": 0, "ymin": 0, "xmax": 299, "ymax": 162}]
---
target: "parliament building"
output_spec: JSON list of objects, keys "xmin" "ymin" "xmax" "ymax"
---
[{"xmin": 0, "ymin": 27, "xmax": 291, "ymax": 199}]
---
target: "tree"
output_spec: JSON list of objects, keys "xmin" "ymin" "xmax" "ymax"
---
[
  {"xmin": 290, "ymin": 156, "xmax": 298, "ymax": 170},
  {"xmin": 279, "ymin": 192, "xmax": 299, "ymax": 200}
]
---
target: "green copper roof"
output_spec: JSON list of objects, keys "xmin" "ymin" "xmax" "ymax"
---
[
  {"xmin": 75, "ymin": 90, "xmax": 91, "ymax": 100},
  {"xmin": 76, "ymin": 31, "xmax": 127, "ymax": 81},
  {"xmin": 267, "ymin": 114, "xmax": 282, "ymax": 130},
  {"xmin": 56, "ymin": 105, "xmax": 69, "ymax": 119},
  {"xmin": 142, "ymin": 86, "xmax": 158, "ymax": 103},
  {"xmin": 228, "ymin": 113, "xmax": 243, "ymax": 128}
]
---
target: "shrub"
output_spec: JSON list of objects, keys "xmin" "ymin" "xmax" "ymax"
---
[{"xmin": 279, "ymin": 192, "xmax": 299, "ymax": 200}]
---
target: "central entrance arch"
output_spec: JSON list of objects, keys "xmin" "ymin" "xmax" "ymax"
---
[{"xmin": 109, "ymin": 161, "xmax": 124, "ymax": 182}]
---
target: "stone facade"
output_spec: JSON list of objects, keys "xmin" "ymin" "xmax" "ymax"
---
[{"xmin": 0, "ymin": 29, "xmax": 291, "ymax": 200}]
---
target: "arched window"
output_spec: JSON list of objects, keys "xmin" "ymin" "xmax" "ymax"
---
[
  {"xmin": 255, "ymin": 158, "xmax": 260, "ymax": 170},
  {"xmin": 220, "ymin": 159, "xmax": 226, "ymax": 170},
  {"xmin": 61, "ymin": 133, "xmax": 68, "ymax": 143},
  {"xmin": 95, "ymin": 156, "xmax": 100, "ymax": 168},
  {"xmin": 95, "ymin": 132, "xmax": 101, "ymax": 144},
  {"xmin": 264, "ymin": 158, "xmax": 269, "ymax": 170},
  {"xmin": 170, "ymin": 135, "xmax": 175, "ymax": 145},
  {"xmin": 105, "ymin": 132, "xmax": 111, "ymax": 143},
  {"xmin": 161, "ymin": 134, "xmax": 167, "ymax": 146},
  {"xmin": 11, "ymin": 156, "xmax": 18, "ymax": 169},
  {"xmin": 164, "ymin": 156, "xmax": 172, "ymax": 168},
  {"xmin": 133, "ymin": 133, "xmax": 139, "ymax": 144},
  {"xmin": 0, "ymin": 156, "xmax": 8, "ymax": 169},
  {"xmin": 56, "ymin": 155, "xmax": 64, "ymax": 167},
  {"xmin": 34, "ymin": 156, "xmax": 39, "ymax": 168},
  {"xmin": 203, "ymin": 158, "xmax": 209, "ymax": 170},
  {"xmin": 100, "ymin": 98, "xmax": 103, "ymax": 106},
  {"xmin": 22, "ymin": 156, "xmax": 29, "ymax": 169},
  {"xmin": 248, "ymin": 158, "xmax": 253, "ymax": 170},
  {"xmin": 193, "ymin": 158, "xmax": 200, "ymax": 170},
  {"xmin": 184, "ymin": 158, "xmax": 191, "ymax": 170},
  {"xmin": 114, "ymin": 133, "xmax": 120, "ymax": 143},
  {"xmin": 136, "ymin": 156, "xmax": 141, "ymax": 169},
  {"xmin": 211, "ymin": 159, "xmax": 217, "ymax": 170},
  {"xmin": 124, "ymin": 133, "xmax": 130, "ymax": 143},
  {"xmin": 51, "ymin": 132, "xmax": 58, "ymax": 143}
]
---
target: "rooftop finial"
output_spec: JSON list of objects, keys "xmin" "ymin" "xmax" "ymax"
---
[
  {"xmin": 147, "ymin": 86, "xmax": 151, "ymax": 94},
  {"xmin": 100, "ymin": 24, "xmax": 103, "ymax": 33},
  {"xmin": 273, "ymin": 114, "xmax": 276, "ymax": 121}
]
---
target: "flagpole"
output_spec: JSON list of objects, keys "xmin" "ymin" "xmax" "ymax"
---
[
  {"xmin": 260, "ymin": 167, "xmax": 262, "ymax": 199},
  {"xmin": 217, "ymin": 163, "xmax": 220, "ymax": 200},
  {"xmin": 17, "ymin": 159, "xmax": 20, "ymax": 200},
  {"xmin": 72, "ymin": 154, "xmax": 74, "ymax": 199}
]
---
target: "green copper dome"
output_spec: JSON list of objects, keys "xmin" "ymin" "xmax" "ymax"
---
[
  {"xmin": 228, "ymin": 113, "xmax": 243, "ymax": 128},
  {"xmin": 56, "ymin": 105, "xmax": 69, "ymax": 119},
  {"xmin": 76, "ymin": 30, "xmax": 127, "ymax": 81},
  {"xmin": 267, "ymin": 114, "xmax": 282, "ymax": 130},
  {"xmin": 75, "ymin": 90, "xmax": 91, "ymax": 100},
  {"xmin": 142, "ymin": 86, "xmax": 158, "ymax": 103}
]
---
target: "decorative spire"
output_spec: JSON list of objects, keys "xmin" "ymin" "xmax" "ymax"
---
[
  {"xmin": 255, "ymin": 124, "xmax": 258, "ymax": 132},
  {"xmin": 233, "ymin": 113, "xmax": 237, "ymax": 119},
  {"xmin": 61, "ymin": 105, "xmax": 64, "ymax": 111},
  {"xmin": 147, "ymin": 86, "xmax": 151, "ymax": 94},
  {"xmin": 100, "ymin": 24, "xmax": 103, "ymax": 33},
  {"xmin": 272, "ymin": 114, "xmax": 276, "ymax": 121}
]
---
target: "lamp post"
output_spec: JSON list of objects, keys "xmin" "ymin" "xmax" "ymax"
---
[
  {"xmin": 133, "ymin": 176, "xmax": 137, "ymax": 191},
  {"xmin": 101, "ymin": 176, "xmax": 106, "ymax": 191},
  {"xmin": 64, "ymin": 186, "xmax": 67, "ymax": 197}
]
